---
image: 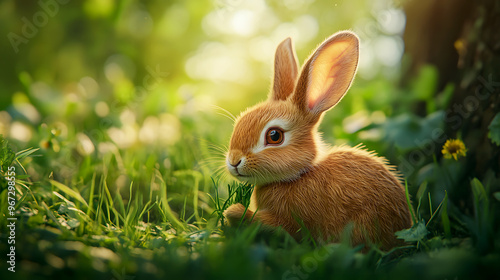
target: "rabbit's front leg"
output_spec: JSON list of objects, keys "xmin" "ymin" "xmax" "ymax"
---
[
  {"xmin": 224, "ymin": 203, "xmax": 254, "ymax": 226},
  {"xmin": 224, "ymin": 203, "xmax": 281, "ymax": 229}
]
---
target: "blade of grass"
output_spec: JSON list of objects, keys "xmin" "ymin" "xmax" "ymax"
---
[
  {"xmin": 470, "ymin": 177, "xmax": 493, "ymax": 253},
  {"xmin": 471, "ymin": 178, "xmax": 488, "ymax": 217},
  {"xmin": 41, "ymin": 201, "xmax": 66, "ymax": 232},
  {"xmin": 96, "ymin": 175, "xmax": 106, "ymax": 226},
  {"xmin": 405, "ymin": 181, "xmax": 417, "ymax": 224},
  {"xmin": 14, "ymin": 148, "xmax": 39, "ymax": 174},
  {"xmin": 115, "ymin": 190, "xmax": 126, "ymax": 221},
  {"xmin": 50, "ymin": 179, "xmax": 89, "ymax": 208},
  {"xmin": 52, "ymin": 191, "xmax": 75, "ymax": 206},
  {"xmin": 103, "ymin": 181, "xmax": 113, "ymax": 225},
  {"xmin": 416, "ymin": 193, "xmax": 423, "ymax": 221},
  {"xmin": 87, "ymin": 172, "xmax": 96, "ymax": 217},
  {"xmin": 156, "ymin": 170, "xmax": 186, "ymax": 231},
  {"xmin": 139, "ymin": 200, "xmax": 154, "ymax": 221},
  {"xmin": 426, "ymin": 192, "xmax": 446, "ymax": 228},
  {"xmin": 15, "ymin": 147, "xmax": 39, "ymax": 159},
  {"xmin": 126, "ymin": 181, "xmax": 134, "ymax": 214},
  {"xmin": 428, "ymin": 192, "xmax": 433, "ymax": 217},
  {"xmin": 173, "ymin": 170, "xmax": 202, "ymax": 225},
  {"xmin": 67, "ymin": 206, "xmax": 93, "ymax": 221},
  {"xmin": 441, "ymin": 191, "xmax": 451, "ymax": 239}
]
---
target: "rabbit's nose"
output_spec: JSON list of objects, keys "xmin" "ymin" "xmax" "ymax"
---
[
  {"xmin": 230, "ymin": 159, "xmax": 242, "ymax": 167},
  {"xmin": 227, "ymin": 151, "xmax": 245, "ymax": 167}
]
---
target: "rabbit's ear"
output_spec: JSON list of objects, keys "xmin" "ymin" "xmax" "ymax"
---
[
  {"xmin": 270, "ymin": 38, "xmax": 299, "ymax": 101},
  {"xmin": 293, "ymin": 31, "xmax": 359, "ymax": 114}
]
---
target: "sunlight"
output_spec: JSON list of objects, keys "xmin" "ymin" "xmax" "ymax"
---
[
  {"xmin": 78, "ymin": 76, "xmax": 100, "ymax": 98},
  {"xmin": 230, "ymin": 10, "xmax": 256, "ymax": 36},
  {"xmin": 0, "ymin": 111, "xmax": 12, "ymax": 136},
  {"xmin": 10, "ymin": 121, "xmax": 32, "ymax": 142},
  {"xmin": 185, "ymin": 42, "xmax": 252, "ymax": 83},
  {"xmin": 374, "ymin": 35, "xmax": 404, "ymax": 67},
  {"xmin": 76, "ymin": 132, "xmax": 95, "ymax": 156},
  {"xmin": 377, "ymin": 8, "xmax": 406, "ymax": 35},
  {"xmin": 95, "ymin": 101, "xmax": 110, "ymax": 117}
]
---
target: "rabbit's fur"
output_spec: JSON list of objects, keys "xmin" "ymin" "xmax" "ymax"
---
[{"xmin": 223, "ymin": 31, "xmax": 413, "ymax": 250}]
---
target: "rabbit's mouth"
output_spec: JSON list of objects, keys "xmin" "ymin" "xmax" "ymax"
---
[
  {"xmin": 226, "ymin": 156, "xmax": 251, "ymax": 179},
  {"xmin": 227, "ymin": 164, "xmax": 247, "ymax": 178},
  {"xmin": 233, "ymin": 169, "xmax": 249, "ymax": 178}
]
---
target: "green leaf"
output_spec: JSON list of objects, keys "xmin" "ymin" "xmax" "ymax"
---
[
  {"xmin": 67, "ymin": 218, "xmax": 81, "ymax": 229},
  {"xmin": 441, "ymin": 191, "xmax": 451, "ymax": 239},
  {"xmin": 494, "ymin": 192, "xmax": 500, "ymax": 202},
  {"xmin": 157, "ymin": 171, "xmax": 186, "ymax": 231},
  {"xmin": 471, "ymin": 178, "xmax": 489, "ymax": 222},
  {"xmin": 471, "ymin": 178, "xmax": 488, "ymax": 209},
  {"xmin": 488, "ymin": 113, "xmax": 500, "ymax": 146},
  {"xmin": 405, "ymin": 181, "xmax": 417, "ymax": 224},
  {"xmin": 415, "ymin": 182, "xmax": 428, "ymax": 202},
  {"xmin": 0, "ymin": 135, "xmax": 15, "ymax": 172},
  {"xmin": 383, "ymin": 111, "xmax": 445, "ymax": 152},
  {"xmin": 27, "ymin": 213, "xmax": 45, "ymax": 227},
  {"xmin": 426, "ymin": 191, "xmax": 448, "ymax": 228},
  {"xmin": 50, "ymin": 180, "xmax": 89, "ymax": 208},
  {"xmin": 395, "ymin": 220, "xmax": 429, "ymax": 242},
  {"xmin": 413, "ymin": 65, "xmax": 438, "ymax": 102},
  {"xmin": 470, "ymin": 178, "xmax": 494, "ymax": 252},
  {"xmin": 15, "ymin": 147, "xmax": 39, "ymax": 160},
  {"xmin": 41, "ymin": 202, "xmax": 66, "ymax": 232}
]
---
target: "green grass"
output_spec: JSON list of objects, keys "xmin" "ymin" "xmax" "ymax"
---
[
  {"xmin": 0, "ymin": 61, "xmax": 499, "ymax": 280},
  {"xmin": 1, "ymin": 128, "xmax": 499, "ymax": 280}
]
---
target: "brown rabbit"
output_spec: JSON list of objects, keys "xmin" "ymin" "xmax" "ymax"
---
[{"xmin": 223, "ymin": 31, "xmax": 413, "ymax": 250}]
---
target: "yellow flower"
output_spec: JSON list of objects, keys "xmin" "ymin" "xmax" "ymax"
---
[{"xmin": 442, "ymin": 139, "xmax": 467, "ymax": 160}]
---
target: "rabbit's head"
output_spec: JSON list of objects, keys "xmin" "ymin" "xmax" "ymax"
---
[{"xmin": 226, "ymin": 31, "xmax": 359, "ymax": 185}]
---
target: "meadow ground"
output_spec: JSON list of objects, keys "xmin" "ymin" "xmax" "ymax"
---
[{"xmin": 0, "ymin": 80, "xmax": 499, "ymax": 279}]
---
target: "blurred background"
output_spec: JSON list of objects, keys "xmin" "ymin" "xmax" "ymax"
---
[
  {"xmin": 0, "ymin": 0, "xmax": 411, "ymax": 146},
  {"xmin": 0, "ymin": 0, "xmax": 498, "ymax": 234}
]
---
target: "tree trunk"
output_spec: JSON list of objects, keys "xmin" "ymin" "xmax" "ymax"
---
[{"xmin": 403, "ymin": 0, "xmax": 500, "ymax": 181}]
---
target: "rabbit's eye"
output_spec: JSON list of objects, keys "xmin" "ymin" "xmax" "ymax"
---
[{"xmin": 265, "ymin": 127, "xmax": 284, "ymax": 145}]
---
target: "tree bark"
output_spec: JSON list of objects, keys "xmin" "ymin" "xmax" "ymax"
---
[{"xmin": 403, "ymin": 0, "xmax": 500, "ymax": 181}]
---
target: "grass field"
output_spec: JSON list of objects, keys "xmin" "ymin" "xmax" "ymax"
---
[
  {"xmin": 1, "ymin": 1, "xmax": 500, "ymax": 279},
  {"xmin": 1, "ymin": 75, "xmax": 499, "ymax": 279}
]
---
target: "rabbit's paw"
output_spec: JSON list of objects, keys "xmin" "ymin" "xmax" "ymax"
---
[{"xmin": 223, "ymin": 203, "xmax": 254, "ymax": 226}]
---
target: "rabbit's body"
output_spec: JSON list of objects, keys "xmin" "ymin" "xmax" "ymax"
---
[
  {"xmin": 248, "ymin": 145, "xmax": 411, "ymax": 249},
  {"xmin": 223, "ymin": 31, "xmax": 413, "ymax": 250}
]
